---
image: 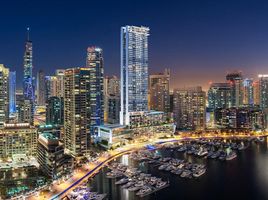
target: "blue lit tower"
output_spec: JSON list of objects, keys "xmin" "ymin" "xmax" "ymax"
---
[
  {"xmin": 120, "ymin": 26, "xmax": 150, "ymax": 125},
  {"xmin": 86, "ymin": 47, "xmax": 104, "ymax": 132},
  {"xmin": 9, "ymin": 71, "xmax": 16, "ymax": 115},
  {"xmin": 23, "ymin": 27, "xmax": 35, "ymax": 101}
]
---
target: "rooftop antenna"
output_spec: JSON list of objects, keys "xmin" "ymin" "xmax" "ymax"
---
[{"xmin": 27, "ymin": 27, "xmax": 30, "ymax": 41}]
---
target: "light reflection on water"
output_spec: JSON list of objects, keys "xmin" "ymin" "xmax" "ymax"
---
[{"xmin": 89, "ymin": 139, "xmax": 268, "ymax": 200}]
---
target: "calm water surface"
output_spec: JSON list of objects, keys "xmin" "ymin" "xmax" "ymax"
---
[{"xmin": 89, "ymin": 139, "xmax": 268, "ymax": 200}]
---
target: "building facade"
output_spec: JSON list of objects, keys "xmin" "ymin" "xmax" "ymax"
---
[
  {"xmin": 9, "ymin": 71, "xmax": 16, "ymax": 116},
  {"xmin": 37, "ymin": 70, "xmax": 46, "ymax": 106},
  {"xmin": 64, "ymin": 68, "xmax": 91, "ymax": 156},
  {"xmin": 37, "ymin": 132, "xmax": 73, "ymax": 179},
  {"xmin": 208, "ymin": 83, "xmax": 231, "ymax": 110},
  {"xmin": 226, "ymin": 71, "xmax": 243, "ymax": 108},
  {"xmin": 23, "ymin": 28, "xmax": 34, "ymax": 102},
  {"xmin": 243, "ymin": 78, "xmax": 254, "ymax": 106},
  {"xmin": 214, "ymin": 107, "xmax": 265, "ymax": 130},
  {"xmin": 149, "ymin": 69, "xmax": 170, "ymax": 114},
  {"xmin": 0, "ymin": 123, "xmax": 37, "ymax": 158},
  {"xmin": 120, "ymin": 26, "xmax": 150, "ymax": 125},
  {"xmin": 17, "ymin": 99, "xmax": 34, "ymax": 125},
  {"xmin": 0, "ymin": 64, "xmax": 9, "ymax": 126},
  {"xmin": 46, "ymin": 96, "xmax": 64, "ymax": 126},
  {"xmin": 104, "ymin": 76, "xmax": 120, "ymax": 124},
  {"xmin": 173, "ymin": 87, "xmax": 206, "ymax": 130},
  {"xmin": 86, "ymin": 47, "xmax": 104, "ymax": 134}
]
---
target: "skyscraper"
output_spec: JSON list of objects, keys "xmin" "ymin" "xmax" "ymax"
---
[
  {"xmin": 208, "ymin": 83, "xmax": 232, "ymax": 110},
  {"xmin": 149, "ymin": 69, "xmax": 170, "ymax": 113},
  {"xmin": 64, "ymin": 67, "xmax": 91, "ymax": 156},
  {"xmin": 253, "ymin": 80, "xmax": 260, "ymax": 106},
  {"xmin": 104, "ymin": 76, "xmax": 120, "ymax": 123},
  {"xmin": 120, "ymin": 25, "xmax": 150, "ymax": 125},
  {"xmin": 0, "ymin": 64, "xmax": 9, "ymax": 126},
  {"xmin": 37, "ymin": 70, "xmax": 46, "ymax": 106},
  {"xmin": 9, "ymin": 71, "xmax": 16, "ymax": 115},
  {"xmin": 173, "ymin": 87, "xmax": 206, "ymax": 130},
  {"xmin": 23, "ymin": 27, "xmax": 34, "ymax": 102},
  {"xmin": 243, "ymin": 78, "xmax": 254, "ymax": 106},
  {"xmin": 259, "ymin": 74, "xmax": 268, "ymax": 109},
  {"xmin": 45, "ymin": 76, "xmax": 58, "ymax": 100},
  {"xmin": 46, "ymin": 96, "xmax": 64, "ymax": 126},
  {"xmin": 86, "ymin": 47, "xmax": 104, "ymax": 132},
  {"xmin": 55, "ymin": 69, "xmax": 65, "ymax": 98},
  {"xmin": 17, "ymin": 99, "xmax": 34, "ymax": 125},
  {"xmin": 226, "ymin": 71, "xmax": 243, "ymax": 108}
]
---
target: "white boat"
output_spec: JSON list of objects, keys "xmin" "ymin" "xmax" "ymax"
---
[
  {"xmin": 115, "ymin": 178, "xmax": 128, "ymax": 185},
  {"xmin": 226, "ymin": 151, "xmax": 237, "ymax": 161},
  {"xmin": 193, "ymin": 168, "xmax": 206, "ymax": 177}
]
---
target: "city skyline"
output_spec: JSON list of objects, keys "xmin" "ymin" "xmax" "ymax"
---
[{"xmin": 2, "ymin": 1, "xmax": 268, "ymax": 90}]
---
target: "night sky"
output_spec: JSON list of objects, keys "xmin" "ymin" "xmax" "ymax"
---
[{"xmin": 1, "ymin": 0, "xmax": 268, "ymax": 90}]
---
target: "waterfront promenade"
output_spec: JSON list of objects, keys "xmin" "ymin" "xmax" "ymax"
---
[{"xmin": 26, "ymin": 133, "xmax": 267, "ymax": 200}]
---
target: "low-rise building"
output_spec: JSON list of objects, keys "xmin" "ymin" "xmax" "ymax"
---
[
  {"xmin": 37, "ymin": 132, "xmax": 73, "ymax": 179},
  {"xmin": 214, "ymin": 107, "xmax": 265, "ymax": 130},
  {"xmin": 0, "ymin": 123, "xmax": 37, "ymax": 159}
]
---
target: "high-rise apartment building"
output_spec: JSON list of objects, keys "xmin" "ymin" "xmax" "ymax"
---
[
  {"xmin": 173, "ymin": 87, "xmax": 206, "ymax": 130},
  {"xmin": 17, "ymin": 99, "xmax": 34, "ymax": 125},
  {"xmin": 55, "ymin": 69, "xmax": 65, "ymax": 98},
  {"xmin": 86, "ymin": 47, "xmax": 104, "ymax": 132},
  {"xmin": 259, "ymin": 74, "xmax": 268, "ymax": 109},
  {"xmin": 0, "ymin": 64, "xmax": 9, "ymax": 126},
  {"xmin": 120, "ymin": 25, "xmax": 150, "ymax": 125},
  {"xmin": 104, "ymin": 76, "xmax": 120, "ymax": 123},
  {"xmin": 243, "ymin": 78, "xmax": 254, "ymax": 106},
  {"xmin": 37, "ymin": 70, "xmax": 46, "ymax": 106},
  {"xmin": 208, "ymin": 83, "xmax": 232, "ymax": 110},
  {"xmin": 23, "ymin": 28, "xmax": 34, "ymax": 102},
  {"xmin": 149, "ymin": 69, "xmax": 170, "ymax": 113},
  {"xmin": 226, "ymin": 71, "xmax": 243, "ymax": 108},
  {"xmin": 253, "ymin": 80, "xmax": 260, "ymax": 106},
  {"xmin": 45, "ymin": 76, "xmax": 58, "ymax": 100},
  {"xmin": 46, "ymin": 96, "xmax": 64, "ymax": 126},
  {"xmin": 64, "ymin": 68, "xmax": 91, "ymax": 156},
  {"xmin": 9, "ymin": 71, "xmax": 16, "ymax": 116}
]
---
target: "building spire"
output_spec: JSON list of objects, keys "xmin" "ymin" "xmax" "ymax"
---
[{"xmin": 27, "ymin": 27, "xmax": 30, "ymax": 41}]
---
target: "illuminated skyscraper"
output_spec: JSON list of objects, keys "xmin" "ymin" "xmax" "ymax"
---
[
  {"xmin": 46, "ymin": 96, "xmax": 64, "ymax": 126},
  {"xmin": 55, "ymin": 69, "xmax": 65, "ymax": 98},
  {"xmin": 120, "ymin": 25, "xmax": 150, "ymax": 125},
  {"xmin": 86, "ymin": 47, "xmax": 104, "ymax": 132},
  {"xmin": 253, "ymin": 80, "xmax": 260, "ymax": 106},
  {"xmin": 64, "ymin": 68, "xmax": 91, "ymax": 156},
  {"xmin": 104, "ymin": 76, "xmax": 120, "ymax": 123},
  {"xmin": 208, "ymin": 83, "xmax": 232, "ymax": 110},
  {"xmin": 149, "ymin": 69, "xmax": 170, "ymax": 113},
  {"xmin": 9, "ymin": 71, "xmax": 16, "ymax": 115},
  {"xmin": 37, "ymin": 70, "xmax": 46, "ymax": 106},
  {"xmin": 259, "ymin": 74, "xmax": 268, "ymax": 109},
  {"xmin": 45, "ymin": 76, "xmax": 58, "ymax": 100},
  {"xmin": 243, "ymin": 78, "xmax": 254, "ymax": 106},
  {"xmin": 23, "ymin": 27, "xmax": 34, "ymax": 102},
  {"xmin": 0, "ymin": 64, "xmax": 9, "ymax": 126},
  {"xmin": 226, "ymin": 71, "xmax": 243, "ymax": 108}
]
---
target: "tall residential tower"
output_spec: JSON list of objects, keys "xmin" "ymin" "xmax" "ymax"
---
[
  {"xmin": 23, "ymin": 27, "xmax": 34, "ymax": 101},
  {"xmin": 120, "ymin": 25, "xmax": 150, "ymax": 125}
]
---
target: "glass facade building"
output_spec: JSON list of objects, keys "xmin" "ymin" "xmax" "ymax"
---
[
  {"xmin": 0, "ymin": 64, "xmax": 9, "ymax": 126},
  {"xmin": 86, "ymin": 47, "xmax": 104, "ymax": 133},
  {"xmin": 23, "ymin": 28, "xmax": 35, "ymax": 102},
  {"xmin": 9, "ymin": 71, "xmax": 16, "ymax": 115},
  {"xmin": 120, "ymin": 25, "xmax": 150, "ymax": 125}
]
